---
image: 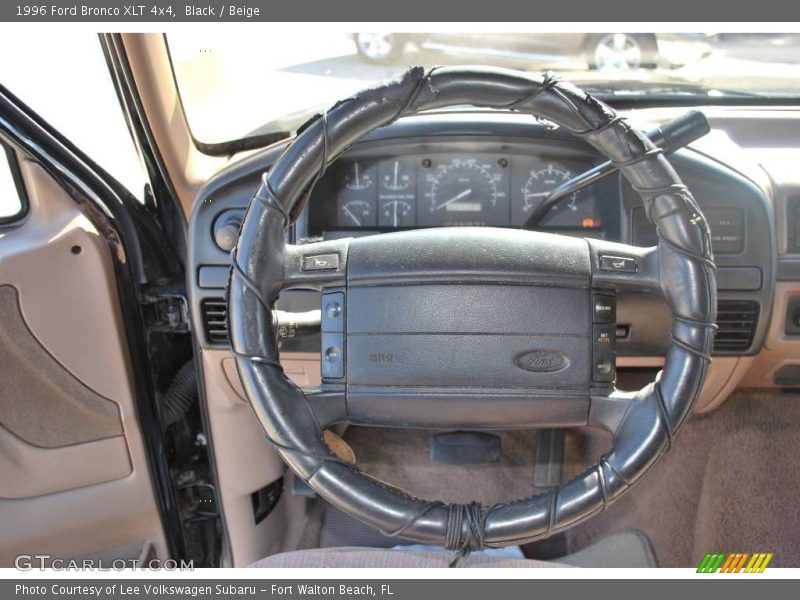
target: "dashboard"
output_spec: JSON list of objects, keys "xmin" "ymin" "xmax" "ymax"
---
[{"xmin": 189, "ymin": 112, "xmax": 776, "ymax": 364}]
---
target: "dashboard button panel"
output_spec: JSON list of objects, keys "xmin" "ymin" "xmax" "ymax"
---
[
  {"xmin": 321, "ymin": 290, "xmax": 345, "ymax": 380},
  {"xmin": 592, "ymin": 323, "xmax": 617, "ymax": 383},
  {"xmin": 592, "ymin": 294, "xmax": 617, "ymax": 383}
]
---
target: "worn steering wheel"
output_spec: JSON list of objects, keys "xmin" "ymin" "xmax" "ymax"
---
[{"xmin": 229, "ymin": 67, "xmax": 716, "ymax": 552}]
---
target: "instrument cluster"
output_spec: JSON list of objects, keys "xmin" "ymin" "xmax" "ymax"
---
[{"xmin": 313, "ymin": 152, "xmax": 618, "ymax": 235}]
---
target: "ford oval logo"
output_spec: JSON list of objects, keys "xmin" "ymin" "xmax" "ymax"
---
[{"xmin": 514, "ymin": 350, "xmax": 569, "ymax": 373}]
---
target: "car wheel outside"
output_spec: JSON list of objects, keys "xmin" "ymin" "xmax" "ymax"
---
[
  {"xmin": 586, "ymin": 33, "xmax": 658, "ymax": 70},
  {"xmin": 354, "ymin": 33, "xmax": 404, "ymax": 63}
]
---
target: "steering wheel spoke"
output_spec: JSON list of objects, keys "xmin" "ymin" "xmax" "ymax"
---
[
  {"xmin": 305, "ymin": 387, "xmax": 347, "ymax": 428},
  {"xmin": 587, "ymin": 239, "xmax": 660, "ymax": 294},
  {"xmin": 588, "ymin": 386, "xmax": 636, "ymax": 434}
]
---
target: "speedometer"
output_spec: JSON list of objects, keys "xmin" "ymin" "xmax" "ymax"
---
[{"xmin": 419, "ymin": 157, "xmax": 509, "ymax": 227}]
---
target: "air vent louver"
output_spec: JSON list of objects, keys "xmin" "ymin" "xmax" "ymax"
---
[
  {"xmin": 201, "ymin": 298, "xmax": 229, "ymax": 344},
  {"xmin": 714, "ymin": 300, "xmax": 759, "ymax": 353}
]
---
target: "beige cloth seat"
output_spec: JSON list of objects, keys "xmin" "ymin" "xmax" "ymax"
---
[{"xmin": 251, "ymin": 531, "xmax": 657, "ymax": 568}]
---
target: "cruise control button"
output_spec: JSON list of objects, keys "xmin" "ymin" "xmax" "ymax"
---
[
  {"xmin": 593, "ymin": 324, "xmax": 617, "ymax": 349},
  {"xmin": 599, "ymin": 254, "xmax": 638, "ymax": 273},
  {"xmin": 321, "ymin": 333, "xmax": 344, "ymax": 379},
  {"xmin": 593, "ymin": 356, "xmax": 616, "ymax": 382},
  {"xmin": 593, "ymin": 294, "xmax": 616, "ymax": 323},
  {"xmin": 321, "ymin": 291, "xmax": 344, "ymax": 333},
  {"xmin": 592, "ymin": 323, "xmax": 617, "ymax": 383}
]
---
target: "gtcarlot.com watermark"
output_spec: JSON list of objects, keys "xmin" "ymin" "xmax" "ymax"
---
[{"xmin": 14, "ymin": 554, "xmax": 194, "ymax": 571}]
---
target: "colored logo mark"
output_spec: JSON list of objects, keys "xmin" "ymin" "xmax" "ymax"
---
[{"xmin": 697, "ymin": 552, "xmax": 773, "ymax": 573}]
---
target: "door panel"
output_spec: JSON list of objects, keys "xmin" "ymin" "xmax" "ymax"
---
[
  {"xmin": 0, "ymin": 426, "xmax": 130, "ymax": 498},
  {"xmin": 0, "ymin": 286, "xmax": 123, "ymax": 447},
  {"xmin": 0, "ymin": 158, "xmax": 167, "ymax": 565}
]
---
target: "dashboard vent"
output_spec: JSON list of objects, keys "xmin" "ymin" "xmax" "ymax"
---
[
  {"xmin": 714, "ymin": 300, "xmax": 759, "ymax": 353},
  {"xmin": 201, "ymin": 298, "xmax": 229, "ymax": 344}
]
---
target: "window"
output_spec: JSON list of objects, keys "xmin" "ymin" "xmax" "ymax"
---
[
  {"xmin": 0, "ymin": 32, "xmax": 147, "ymax": 202},
  {"xmin": 167, "ymin": 32, "xmax": 800, "ymax": 151},
  {"xmin": 0, "ymin": 145, "xmax": 28, "ymax": 224}
]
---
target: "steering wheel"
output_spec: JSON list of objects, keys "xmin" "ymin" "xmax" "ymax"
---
[{"xmin": 228, "ymin": 67, "xmax": 716, "ymax": 553}]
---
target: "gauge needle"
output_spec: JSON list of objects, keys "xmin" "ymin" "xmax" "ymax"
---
[
  {"xmin": 392, "ymin": 202, "xmax": 399, "ymax": 227},
  {"xmin": 343, "ymin": 205, "xmax": 361, "ymax": 226},
  {"xmin": 435, "ymin": 188, "xmax": 472, "ymax": 211},
  {"xmin": 524, "ymin": 192, "xmax": 551, "ymax": 198},
  {"xmin": 393, "ymin": 161, "xmax": 399, "ymax": 189}
]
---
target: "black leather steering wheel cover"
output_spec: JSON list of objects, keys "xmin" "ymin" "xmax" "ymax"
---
[{"xmin": 228, "ymin": 66, "xmax": 717, "ymax": 547}]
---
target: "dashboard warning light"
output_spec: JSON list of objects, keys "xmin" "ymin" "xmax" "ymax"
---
[{"xmin": 582, "ymin": 217, "xmax": 600, "ymax": 228}]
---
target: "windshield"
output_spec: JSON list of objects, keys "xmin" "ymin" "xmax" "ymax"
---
[{"xmin": 167, "ymin": 32, "xmax": 800, "ymax": 149}]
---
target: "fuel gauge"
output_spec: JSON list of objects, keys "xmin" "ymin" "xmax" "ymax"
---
[
  {"xmin": 339, "ymin": 199, "xmax": 375, "ymax": 227},
  {"xmin": 380, "ymin": 200, "xmax": 414, "ymax": 227}
]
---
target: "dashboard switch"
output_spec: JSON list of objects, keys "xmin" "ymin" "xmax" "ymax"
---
[
  {"xmin": 212, "ymin": 209, "xmax": 245, "ymax": 252},
  {"xmin": 592, "ymin": 324, "xmax": 617, "ymax": 383},
  {"xmin": 321, "ymin": 291, "xmax": 345, "ymax": 333},
  {"xmin": 321, "ymin": 333, "xmax": 344, "ymax": 379},
  {"xmin": 321, "ymin": 291, "xmax": 345, "ymax": 379},
  {"xmin": 599, "ymin": 254, "xmax": 638, "ymax": 273},
  {"xmin": 593, "ymin": 324, "xmax": 616, "ymax": 349},
  {"xmin": 592, "ymin": 294, "xmax": 616, "ymax": 323},
  {"xmin": 593, "ymin": 356, "xmax": 616, "ymax": 382}
]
